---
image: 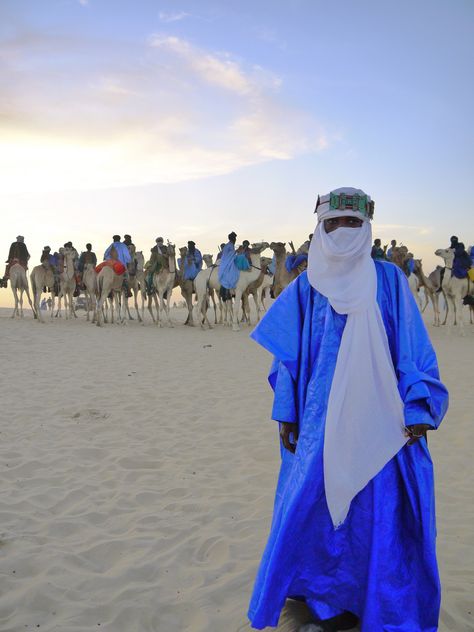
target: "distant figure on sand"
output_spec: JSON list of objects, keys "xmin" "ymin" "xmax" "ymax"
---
[
  {"xmin": 247, "ymin": 187, "xmax": 448, "ymax": 632},
  {"xmin": 1, "ymin": 235, "xmax": 30, "ymax": 287}
]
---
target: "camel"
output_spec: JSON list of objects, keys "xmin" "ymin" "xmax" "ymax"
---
[
  {"xmin": 125, "ymin": 251, "xmax": 147, "ymax": 323},
  {"xmin": 30, "ymin": 262, "xmax": 56, "ymax": 323},
  {"xmin": 194, "ymin": 242, "xmax": 269, "ymax": 331},
  {"xmin": 413, "ymin": 260, "xmax": 442, "ymax": 326},
  {"xmin": 148, "ymin": 244, "xmax": 176, "ymax": 327},
  {"xmin": 229, "ymin": 242, "xmax": 269, "ymax": 331},
  {"xmin": 270, "ymin": 242, "xmax": 300, "ymax": 298},
  {"xmin": 96, "ymin": 265, "xmax": 125, "ymax": 327},
  {"xmin": 435, "ymin": 248, "xmax": 472, "ymax": 333},
  {"xmin": 56, "ymin": 249, "xmax": 77, "ymax": 319},
  {"xmin": 82, "ymin": 263, "xmax": 98, "ymax": 323},
  {"xmin": 242, "ymin": 256, "xmax": 272, "ymax": 325},
  {"xmin": 9, "ymin": 263, "xmax": 35, "ymax": 318},
  {"xmin": 175, "ymin": 247, "xmax": 195, "ymax": 327},
  {"xmin": 200, "ymin": 254, "xmax": 223, "ymax": 325}
]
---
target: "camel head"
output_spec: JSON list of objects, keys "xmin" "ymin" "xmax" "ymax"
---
[
  {"xmin": 413, "ymin": 259, "xmax": 423, "ymax": 274},
  {"xmin": 203, "ymin": 254, "xmax": 214, "ymax": 267},
  {"xmin": 261, "ymin": 256, "xmax": 272, "ymax": 271},
  {"xmin": 167, "ymin": 244, "xmax": 176, "ymax": 257},
  {"xmin": 270, "ymin": 242, "xmax": 286, "ymax": 255},
  {"xmin": 179, "ymin": 247, "xmax": 187, "ymax": 256},
  {"xmin": 250, "ymin": 241, "xmax": 270, "ymax": 254},
  {"xmin": 135, "ymin": 251, "xmax": 144, "ymax": 268},
  {"xmin": 435, "ymin": 248, "xmax": 455, "ymax": 267}
]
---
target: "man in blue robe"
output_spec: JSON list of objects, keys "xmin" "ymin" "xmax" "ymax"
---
[
  {"xmin": 218, "ymin": 232, "xmax": 239, "ymax": 299},
  {"xmin": 181, "ymin": 241, "xmax": 203, "ymax": 281},
  {"xmin": 104, "ymin": 235, "xmax": 132, "ymax": 267},
  {"xmin": 248, "ymin": 187, "xmax": 448, "ymax": 632}
]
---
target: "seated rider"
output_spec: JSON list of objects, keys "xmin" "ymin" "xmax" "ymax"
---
[
  {"xmin": 452, "ymin": 242, "xmax": 472, "ymax": 279},
  {"xmin": 182, "ymin": 241, "xmax": 203, "ymax": 281},
  {"xmin": 144, "ymin": 237, "xmax": 167, "ymax": 294},
  {"xmin": 78, "ymin": 243, "xmax": 97, "ymax": 287},
  {"xmin": 1, "ymin": 235, "xmax": 30, "ymax": 287}
]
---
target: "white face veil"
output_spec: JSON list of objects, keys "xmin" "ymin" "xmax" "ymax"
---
[{"xmin": 307, "ymin": 187, "xmax": 407, "ymax": 528}]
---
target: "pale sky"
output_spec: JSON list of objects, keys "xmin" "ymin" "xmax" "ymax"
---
[{"xmin": 1, "ymin": 0, "xmax": 473, "ymax": 306}]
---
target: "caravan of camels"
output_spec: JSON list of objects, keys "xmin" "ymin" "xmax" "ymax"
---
[{"xmin": 2, "ymin": 233, "xmax": 474, "ymax": 333}]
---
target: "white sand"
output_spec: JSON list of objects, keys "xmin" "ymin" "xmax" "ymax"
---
[{"xmin": 0, "ymin": 306, "xmax": 472, "ymax": 632}]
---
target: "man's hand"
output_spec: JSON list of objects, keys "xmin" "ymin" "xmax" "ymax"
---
[
  {"xmin": 280, "ymin": 422, "xmax": 299, "ymax": 453},
  {"xmin": 405, "ymin": 423, "xmax": 432, "ymax": 446}
]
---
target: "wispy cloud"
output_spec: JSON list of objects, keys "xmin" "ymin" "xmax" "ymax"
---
[
  {"xmin": 78, "ymin": 0, "xmax": 89, "ymax": 6},
  {"xmin": 158, "ymin": 11, "xmax": 191, "ymax": 23},
  {"xmin": 0, "ymin": 33, "xmax": 327, "ymax": 193}
]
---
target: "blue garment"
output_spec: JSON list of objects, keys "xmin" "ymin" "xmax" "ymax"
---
[
  {"xmin": 218, "ymin": 241, "xmax": 239, "ymax": 289},
  {"xmin": 248, "ymin": 262, "xmax": 448, "ymax": 632},
  {"xmin": 235, "ymin": 254, "xmax": 251, "ymax": 271},
  {"xmin": 180, "ymin": 249, "xmax": 202, "ymax": 281},
  {"xmin": 104, "ymin": 242, "xmax": 131, "ymax": 266},
  {"xmin": 407, "ymin": 258, "xmax": 415, "ymax": 274},
  {"xmin": 285, "ymin": 253, "xmax": 308, "ymax": 273}
]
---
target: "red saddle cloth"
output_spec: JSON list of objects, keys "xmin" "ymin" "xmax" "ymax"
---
[{"xmin": 95, "ymin": 260, "xmax": 126, "ymax": 275}]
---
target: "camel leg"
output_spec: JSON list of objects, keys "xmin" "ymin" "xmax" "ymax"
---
[
  {"xmin": 133, "ymin": 288, "xmax": 142, "ymax": 323},
  {"xmin": 232, "ymin": 289, "xmax": 242, "ymax": 331},
  {"xmin": 19, "ymin": 289, "xmax": 25, "ymax": 317},
  {"xmin": 11, "ymin": 287, "xmax": 19, "ymax": 318}
]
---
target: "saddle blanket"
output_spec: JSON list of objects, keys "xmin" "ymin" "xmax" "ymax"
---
[{"xmin": 95, "ymin": 260, "xmax": 126, "ymax": 275}]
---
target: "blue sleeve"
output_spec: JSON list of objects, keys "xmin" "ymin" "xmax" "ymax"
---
[
  {"xmin": 250, "ymin": 274, "xmax": 308, "ymax": 383},
  {"xmin": 378, "ymin": 263, "xmax": 449, "ymax": 429},
  {"xmin": 270, "ymin": 361, "xmax": 297, "ymax": 423},
  {"xmin": 104, "ymin": 245, "xmax": 111, "ymax": 260},
  {"xmin": 196, "ymin": 251, "xmax": 203, "ymax": 270}
]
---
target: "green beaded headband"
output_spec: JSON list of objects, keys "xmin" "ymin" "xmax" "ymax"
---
[{"xmin": 315, "ymin": 192, "xmax": 375, "ymax": 219}]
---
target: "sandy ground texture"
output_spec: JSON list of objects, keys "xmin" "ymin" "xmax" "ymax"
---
[{"xmin": 0, "ymin": 305, "xmax": 473, "ymax": 632}]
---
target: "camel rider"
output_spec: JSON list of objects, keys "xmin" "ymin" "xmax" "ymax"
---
[
  {"xmin": 286, "ymin": 234, "xmax": 312, "ymax": 273},
  {"xmin": 40, "ymin": 246, "xmax": 60, "ymax": 292},
  {"xmin": 78, "ymin": 244, "xmax": 97, "ymax": 287},
  {"xmin": 386, "ymin": 239, "xmax": 397, "ymax": 261},
  {"xmin": 123, "ymin": 235, "xmax": 137, "ymax": 295},
  {"xmin": 216, "ymin": 243, "xmax": 226, "ymax": 261},
  {"xmin": 218, "ymin": 232, "xmax": 238, "ymax": 301},
  {"xmin": 1, "ymin": 235, "xmax": 30, "ymax": 287},
  {"xmin": 145, "ymin": 237, "xmax": 167, "ymax": 294},
  {"xmin": 371, "ymin": 238, "xmax": 386, "ymax": 260},
  {"xmin": 235, "ymin": 240, "xmax": 252, "ymax": 271},
  {"xmin": 123, "ymin": 234, "xmax": 136, "ymax": 261},
  {"xmin": 78, "ymin": 244, "xmax": 97, "ymax": 271},
  {"xmin": 452, "ymin": 242, "xmax": 472, "ymax": 279},
  {"xmin": 104, "ymin": 235, "xmax": 132, "ymax": 267},
  {"xmin": 181, "ymin": 241, "xmax": 203, "ymax": 281}
]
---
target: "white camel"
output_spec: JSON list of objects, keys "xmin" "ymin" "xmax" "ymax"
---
[
  {"xmin": 125, "ymin": 251, "xmax": 147, "ymax": 323},
  {"xmin": 30, "ymin": 262, "xmax": 56, "ymax": 323},
  {"xmin": 96, "ymin": 265, "xmax": 125, "ymax": 327},
  {"xmin": 194, "ymin": 242, "xmax": 269, "ymax": 331},
  {"xmin": 242, "ymin": 256, "xmax": 272, "ymax": 325},
  {"xmin": 435, "ymin": 248, "xmax": 472, "ymax": 333},
  {"xmin": 230, "ymin": 242, "xmax": 269, "ymax": 331},
  {"xmin": 82, "ymin": 263, "xmax": 98, "ymax": 323},
  {"xmin": 9, "ymin": 263, "xmax": 35, "ymax": 318},
  {"xmin": 56, "ymin": 249, "xmax": 77, "ymax": 320},
  {"xmin": 149, "ymin": 244, "xmax": 176, "ymax": 327}
]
